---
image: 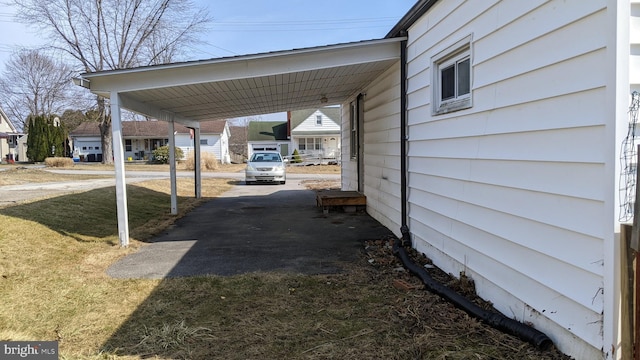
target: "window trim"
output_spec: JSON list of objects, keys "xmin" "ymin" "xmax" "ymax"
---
[
  {"xmin": 316, "ymin": 115, "xmax": 322, "ymax": 126},
  {"xmin": 432, "ymin": 34, "xmax": 473, "ymax": 115},
  {"xmin": 350, "ymin": 101, "xmax": 357, "ymax": 159}
]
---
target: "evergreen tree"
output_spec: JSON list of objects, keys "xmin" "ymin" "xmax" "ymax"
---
[
  {"xmin": 26, "ymin": 115, "xmax": 68, "ymax": 162},
  {"xmin": 292, "ymin": 149, "xmax": 303, "ymax": 163},
  {"xmin": 27, "ymin": 116, "xmax": 45, "ymax": 162}
]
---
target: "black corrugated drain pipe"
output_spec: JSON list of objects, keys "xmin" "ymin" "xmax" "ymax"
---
[{"xmin": 393, "ymin": 229, "xmax": 552, "ymax": 350}]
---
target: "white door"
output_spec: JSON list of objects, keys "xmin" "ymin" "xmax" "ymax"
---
[{"xmin": 324, "ymin": 137, "xmax": 338, "ymax": 158}]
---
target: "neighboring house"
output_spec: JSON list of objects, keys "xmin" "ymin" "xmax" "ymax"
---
[
  {"xmin": 70, "ymin": 120, "xmax": 230, "ymax": 163},
  {"xmin": 336, "ymin": 1, "xmax": 634, "ymax": 359},
  {"xmin": 15, "ymin": 134, "xmax": 27, "ymax": 162},
  {"xmin": 247, "ymin": 121, "xmax": 290, "ymax": 159},
  {"xmin": 289, "ymin": 107, "xmax": 341, "ymax": 160},
  {"xmin": 0, "ymin": 107, "xmax": 20, "ymax": 163}
]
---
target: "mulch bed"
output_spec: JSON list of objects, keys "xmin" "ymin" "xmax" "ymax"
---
[{"xmin": 361, "ymin": 237, "xmax": 573, "ymax": 360}]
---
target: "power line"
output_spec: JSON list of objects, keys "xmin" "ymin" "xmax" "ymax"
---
[{"xmin": 211, "ymin": 17, "xmax": 399, "ymax": 25}]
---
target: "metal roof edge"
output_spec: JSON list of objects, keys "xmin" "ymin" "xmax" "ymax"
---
[
  {"xmin": 386, "ymin": 0, "xmax": 440, "ymax": 38},
  {"xmin": 80, "ymin": 37, "xmax": 407, "ymax": 79}
]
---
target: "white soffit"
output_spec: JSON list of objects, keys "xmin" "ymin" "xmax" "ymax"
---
[{"xmin": 80, "ymin": 38, "xmax": 405, "ymax": 120}]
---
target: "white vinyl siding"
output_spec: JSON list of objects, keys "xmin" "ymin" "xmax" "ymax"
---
[
  {"xmin": 405, "ymin": 1, "xmax": 608, "ymax": 358},
  {"xmin": 292, "ymin": 110, "xmax": 340, "ymax": 133},
  {"xmin": 632, "ymin": 1, "xmax": 640, "ymax": 92},
  {"xmin": 176, "ymin": 133, "xmax": 227, "ymax": 162},
  {"xmin": 341, "ymin": 104, "xmax": 358, "ymax": 190},
  {"xmin": 341, "ymin": 62, "xmax": 402, "ymax": 236}
]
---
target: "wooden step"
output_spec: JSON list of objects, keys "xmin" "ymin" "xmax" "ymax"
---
[{"xmin": 316, "ymin": 190, "xmax": 366, "ymax": 213}]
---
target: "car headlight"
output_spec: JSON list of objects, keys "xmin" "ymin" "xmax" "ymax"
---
[
  {"xmin": 274, "ymin": 165, "xmax": 284, "ymax": 171},
  {"xmin": 246, "ymin": 164, "xmax": 256, "ymax": 171}
]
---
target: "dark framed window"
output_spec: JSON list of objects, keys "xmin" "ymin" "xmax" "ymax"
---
[
  {"xmin": 350, "ymin": 102, "xmax": 357, "ymax": 159},
  {"xmin": 433, "ymin": 35, "xmax": 473, "ymax": 115}
]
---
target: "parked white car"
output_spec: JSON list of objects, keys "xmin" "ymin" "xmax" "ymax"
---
[{"xmin": 245, "ymin": 151, "xmax": 286, "ymax": 185}]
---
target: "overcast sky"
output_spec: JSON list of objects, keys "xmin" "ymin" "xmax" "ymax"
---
[{"xmin": 0, "ymin": 0, "xmax": 416, "ymax": 120}]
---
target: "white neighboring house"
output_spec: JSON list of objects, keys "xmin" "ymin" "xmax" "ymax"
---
[
  {"xmin": 289, "ymin": 107, "xmax": 341, "ymax": 161},
  {"xmin": 0, "ymin": 106, "xmax": 20, "ymax": 163},
  {"xmin": 246, "ymin": 121, "xmax": 290, "ymax": 159},
  {"xmin": 337, "ymin": 1, "xmax": 636, "ymax": 359},
  {"xmin": 70, "ymin": 120, "xmax": 230, "ymax": 163}
]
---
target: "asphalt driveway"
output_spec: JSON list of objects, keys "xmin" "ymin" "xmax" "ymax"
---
[{"xmin": 107, "ymin": 179, "xmax": 394, "ymax": 278}]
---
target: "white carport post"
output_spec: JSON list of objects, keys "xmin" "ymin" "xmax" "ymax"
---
[
  {"xmin": 168, "ymin": 119, "xmax": 178, "ymax": 215},
  {"xmin": 110, "ymin": 92, "xmax": 130, "ymax": 247},
  {"xmin": 193, "ymin": 127, "xmax": 202, "ymax": 198}
]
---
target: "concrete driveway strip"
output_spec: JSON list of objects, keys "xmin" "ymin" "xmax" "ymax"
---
[
  {"xmin": 0, "ymin": 167, "xmax": 337, "ymax": 206},
  {"xmin": 107, "ymin": 179, "xmax": 393, "ymax": 278}
]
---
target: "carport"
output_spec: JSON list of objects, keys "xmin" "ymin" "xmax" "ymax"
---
[{"xmin": 75, "ymin": 38, "xmax": 405, "ymax": 247}]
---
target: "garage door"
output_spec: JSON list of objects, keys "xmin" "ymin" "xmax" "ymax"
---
[{"xmin": 252, "ymin": 144, "xmax": 277, "ymax": 151}]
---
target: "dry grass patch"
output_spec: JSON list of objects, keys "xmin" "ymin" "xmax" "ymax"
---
[
  {"xmin": 287, "ymin": 164, "xmax": 340, "ymax": 174},
  {"xmin": 0, "ymin": 177, "xmax": 232, "ymax": 358},
  {"xmin": 0, "ymin": 172, "xmax": 568, "ymax": 360},
  {"xmin": 301, "ymin": 179, "xmax": 341, "ymax": 191},
  {"xmin": 45, "ymin": 157, "xmax": 75, "ymax": 167},
  {"xmin": 0, "ymin": 168, "xmax": 111, "ymax": 186},
  {"xmin": 183, "ymin": 152, "xmax": 219, "ymax": 171}
]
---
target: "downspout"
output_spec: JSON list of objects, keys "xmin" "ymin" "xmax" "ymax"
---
[{"xmin": 400, "ymin": 36, "xmax": 409, "ymax": 236}]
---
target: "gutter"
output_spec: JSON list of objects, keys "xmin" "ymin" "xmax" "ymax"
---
[{"xmin": 386, "ymin": 0, "xmax": 440, "ymax": 39}]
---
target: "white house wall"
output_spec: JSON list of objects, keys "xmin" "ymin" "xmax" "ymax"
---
[
  {"xmin": 74, "ymin": 137, "xmax": 102, "ymax": 158},
  {"xmin": 341, "ymin": 61, "xmax": 403, "ymax": 235},
  {"xmin": 292, "ymin": 109, "xmax": 341, "ymax": 159},
  {"xmin": 0, "ymin": 114, "xmax": 15, "ymax": 162},
  {"xmin": 292, "ymin": 110, "xmax": 340, "ymax": 133},
  {"xmin": 341, "ymin": 105, "xmax": 358, "ymax": 191},
  {"xmin": 403, "ymin": 1, "xmax": 609, "ymax": 358},
  {"xmin": 631, "ymin": 0, "xmax": 640, "ymax": 92},
  {"xmin": 177, "ymin": 134, "xmax": 227, "ymax": 162}
]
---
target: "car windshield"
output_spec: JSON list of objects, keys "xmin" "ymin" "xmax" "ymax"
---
[{"xmin": 250, "ymin": 153, "xmax": 282, "ymax": 162}]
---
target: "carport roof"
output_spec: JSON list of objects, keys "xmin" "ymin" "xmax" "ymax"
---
[{"xmin": 79, "ymin": 37, "xmax": 405, "ymax": 125}]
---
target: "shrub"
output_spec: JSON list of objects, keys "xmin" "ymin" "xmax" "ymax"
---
[
  {"xmin": 291, "ymin": 149, "xmax": 303, "ymax": 163},
  {"xmin": 184, "ymin": 151, "xmax": 219, "ymax": 170},
  {"xmin": 45, "ymin": 157, "xmax": 74, "ymax": 168},
  {"xmin": 152, "ymin": 146, "xmax": 184, "ymax": 164}
]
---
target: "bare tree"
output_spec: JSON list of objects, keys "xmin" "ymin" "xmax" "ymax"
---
[
  {"xmin": 0, "ymin": 49, "xmax": 76, "ymax": 131},
  {"xmin": 11, "ymin": 0, "xmax": 211, "ymax": 163}
]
